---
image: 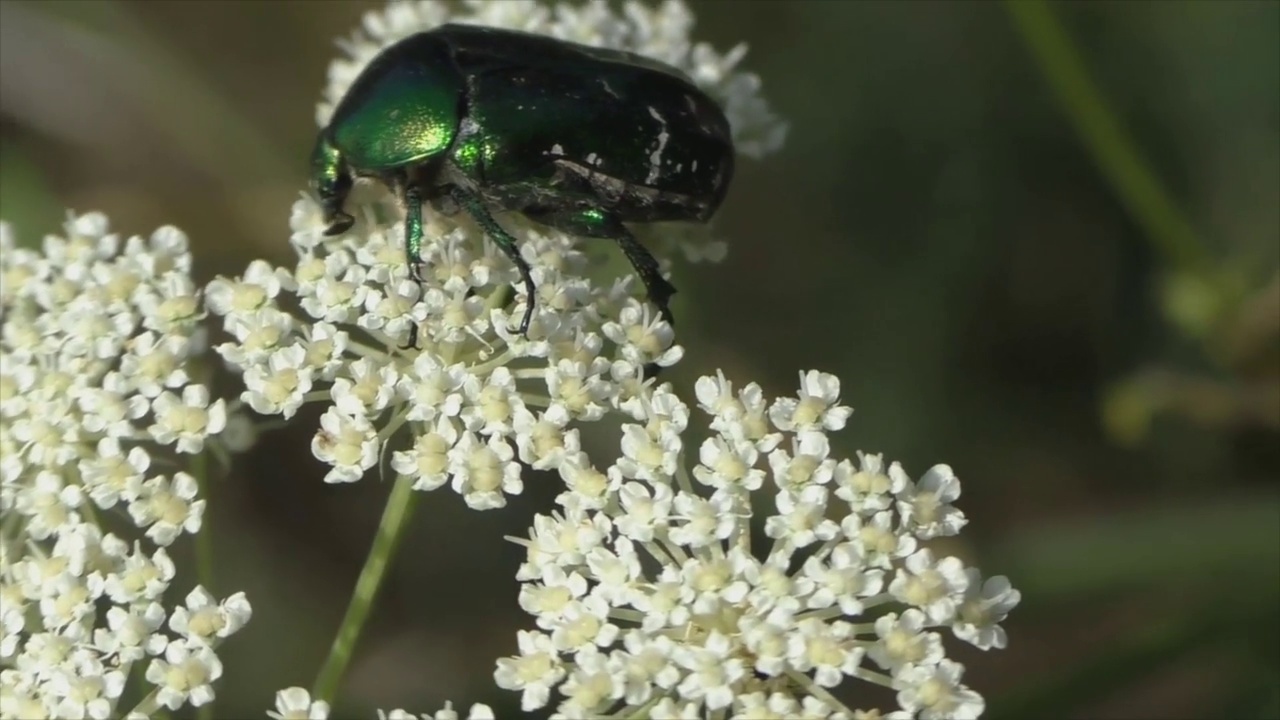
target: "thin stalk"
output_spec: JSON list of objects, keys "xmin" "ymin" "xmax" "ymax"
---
[
  {"xmin": 311, "ymin": 473, "xmax": 420, "ymax": 706},
  {"xmin": 1004, "ymin": 0, "xmax": 1209, "ymax": 277}
]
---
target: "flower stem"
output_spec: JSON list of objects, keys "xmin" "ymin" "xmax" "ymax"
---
[
  {"xmin": 311, "ymin": 472, "xmax": 419, "ymax": 706},
  {"xmin": 1004, "ymin": 0, "xmax": 1209, "ymax": 277}
]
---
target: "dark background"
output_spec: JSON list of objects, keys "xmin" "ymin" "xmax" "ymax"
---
[{"xmin": 2, "ymin": 1, "xmax": 1277, "ymax": 718}]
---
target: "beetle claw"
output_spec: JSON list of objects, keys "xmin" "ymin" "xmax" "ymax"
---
[
  {"xmin": 514, "ymin": 302, "xmax": 534, "ymax": 338},
  {"xmin": 401, "ymin": 322, "xmax": 421, "ymax": 350},
  {"xmin": 324, "ymin": 212, "xmax": 355, "ymax": 237},
  {"xmin": 409, "ymin": 261, "xmax": 426, "ymax": 283}
]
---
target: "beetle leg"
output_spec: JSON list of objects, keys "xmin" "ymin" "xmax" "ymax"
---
[
  {"xmin": 525, "ymin": 208, "xmax": 677, "ymax": 326},
  {"xmin": 610, "ymin": 226, "xmax": 677, "ymax": 326},
  {"xmin": 449, "ymin": 185, "xmax": 538, "ymax": 336},
  {"xmin": 403, "ymin": 185, "xmax": 426, "ymax": 283},
  {"xmin": 399, "ymin": 185, "xmax": 426, "ymax": 350}
]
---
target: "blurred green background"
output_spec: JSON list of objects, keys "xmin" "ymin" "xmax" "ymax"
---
[{"xmin": 2, "ymin": 1, "xmax": 1278, "ymax": 718}]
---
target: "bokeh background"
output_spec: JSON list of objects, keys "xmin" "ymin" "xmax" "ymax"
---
[{"xmin": 2, "ymin": 0, "xmax": 1278, "ymax": 718}]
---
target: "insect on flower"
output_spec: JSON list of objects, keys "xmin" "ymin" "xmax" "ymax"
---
[{"xmin": 310, "ymin": 24, "xmax": 736, "ymax": 344}]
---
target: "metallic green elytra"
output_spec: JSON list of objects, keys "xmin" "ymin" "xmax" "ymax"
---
[{"xmin": 310, "ymin": 23, "xmax": 735, "ymax": 340}]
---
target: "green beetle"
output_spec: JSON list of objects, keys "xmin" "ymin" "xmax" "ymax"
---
[{"xmin": 311, "ymin": 23, "xmax": 735, "ymax": 340}]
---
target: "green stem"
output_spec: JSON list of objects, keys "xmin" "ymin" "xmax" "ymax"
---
[
  {"xmin": 1004, "ymin": 0, "xmax": 1209, "ymax": 277},
  {"xmin": 311, "ymin": 473, "xmax": 420, "ymax": 706}
]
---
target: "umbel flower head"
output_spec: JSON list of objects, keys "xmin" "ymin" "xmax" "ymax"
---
[
  {"xmin": 497, "ymin": 371, "xmax": 1021, "ymax": 719},
  {"xmin": 0, "ymin": 215, "xmax": 251, "ymax": 716},
  {"xmin": 208, "ymin": 0, "xmax": 786, "ymax": 504}
]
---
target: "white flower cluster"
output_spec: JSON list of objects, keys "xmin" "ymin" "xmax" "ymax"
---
[
  {"xmin": 495, "ymin": 371, "xmax": 1021, "ymax": 719},
  {"xmin": 212, "ymin": 200, "xmax": 686, "ymax": 502},
  {"xmin": 210, "ymin": 0, "xmax": 785, "ymax": 502},
  {"xmin": 0, "ymin": 215, "xmax": 251, "ymax": 717},
  {"xmin": 319, "ymin": 0, "xmax": 787, "ymax": 158},
  {"xmin": 234, "ymin": 4, "xmax": 1016, "ymax": 718},
  {"xmin": 268, "ymin": 687, "xmax": 493, "ymax": 720}
]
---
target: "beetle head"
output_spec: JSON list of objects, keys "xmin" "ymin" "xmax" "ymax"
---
[{"xmin": 310, "ymin": 134, "xmax": 355, "ymax": 236}]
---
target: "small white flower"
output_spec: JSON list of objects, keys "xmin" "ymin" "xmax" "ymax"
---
[
  {"xmin": 548, "ymin": 595, "xmax": 619, "ymax": 651},
  {"xmin": 150, "ymin": 385, "xmax": 227, "ymax": 454},
  {"xmin": 868, "ymin": 609, "xmax": 945, "ymax": 673},
  {"xmin": 45, "ymin": 657, "xmax": 125, "ymax": 720},
  {"xmin": 398, "ymin": 351, "xmax": 467, "ymax": 422},
  {"xmin": 897, "ymin": 463, "xmax": 968, "ymax": 539},
  {"xmin": 448, "ymin": 432, "xmax": 523, "ymax": 510},
  {"xmin": 331, "ymin": 357, "xmax": 400, "ymax": 417},
  {"xmin": 460, "ymin": 367, "xmax": 524, "ymax": 437},
  {"xmin": 692, "ymin": 435, "xmax": 764, "ymax": 491},
  {"xmin": 78, "ymin": 383, "xmax": 149, "ymax": 438},
  {"xmin": 391, "ymin": 416, "xmax": 459, "ymax": 491},
  {"xmin": 769, "ymin": 370, "xmax": 853, "ymax": 433},
  {"xmin": 602, "ymin": 301, "xmax": 684, "ymax": 369},
  {"xmin": 94, "ymin": 603, "xmax": 168, "ymax": 663},
  {"xmin": 889, "ymin": 550, "xmax": 971, "ymax": 625},
  {"xmin": 520, "ymin": 565, "xmax": 588, "ymax": 621},
  {"xmin": 244, "ymin": 345, "xmax": 314, "ymax": 419},
  {"xmin": 422, "ymin": 701, "xmax": 495, "ymax": 720},
  {"xmin": 695, "ymin": 371, "xmax": 781, "ymax": 452},
  {"xmin": 952, "ymin": 572, "xmax": 1020, "ymax": 651},
  {"xmin": 795, "ymin": 543, "xmax": 884, "ymax": 615},
  {"xmin": 79, "ymin": 439, "xmax": 151, "ymax": 509},
  {"xmin": 668, "ymin": 491, "xmax": 736, "ymax": 548},
  {"xmin": 513, "ymin": 406, "xmax": 580, "ymax": 471},
  {"xmin": 205, "ymin": 260, "xmax": 280, "ymax": 316},
  {"xmin": 494, "ymin": 630, "xmax": 566, "ymax": 711},
  {"xmin": 616, "ymin": 421, "xmax": 682, "ymax": 483},
  {"xmin": 841, "ymin": 510, "xmax": 918, "ymax": 569},
  {"xmin": 138, "ymin": 269, "xmax": 203, "ymax": 334},
  {"xmin": 268, "ymin": 687, "xmax": 330, "ymax": 720},
  {"xmin": 311, "ymin": 408, "xmax": 380, "ymax": 483},
  {"xmin": 673, "ymin": 632, "xmax": 745, "ymax": 710},
  {"xmin": 613, "ymin": 481, "xmax": 673, "ymax": 542},
  {"xmin": 895, "ymin": 659, "xmax": 985, "ymax": 720},
  {"xmin": 145, "ymin": 642, "xmax": 223, "ymax": 710},
  {"xmin": 785, "ymin": 618, "xmax": 862, "ymax": 688},
  {"xmin": 835, "ymin": 451, "xmax": 908, "ymax": 514},
  {"xmin": 100, "ymin": 542, "xmax": 175, "ymax": 604},
  {"xmin": 768, "ymin": 430, "xmax": 836, "ymax": 493},
  {"xmin": 13, "ymin": 471, "xmax": 84, "ymax": 540},
  {"xmin": 169, "ymin": 587, "xmax": 252, "ymax": 646},
  {"xmin": 121, "ymin": 331, "xmax": 191, "ymax": 398},
  {"xmin": 555, "ymin": 456, "xmax": 618, "ymax": 511},
  {"xmin": 764, "ymin": 484, "xmax": 840, "ymax": 548},
  {"xmin": 545, "ymin": 358, "xmax": 612, "ymax": 421},
  {"xmin": 127, "ymin": 473, "xmax": 206, "ymax": 546},
  {"xmin": 557, "ymin": 647, "xmax": 623, "ymax": 715},
  {"xmin": 217, "ymin": 308, "xmax": 296, "ymax": 368},
  {"xmin": 37, "ymin": 575, "xmax": 96, "ymax": 633}
]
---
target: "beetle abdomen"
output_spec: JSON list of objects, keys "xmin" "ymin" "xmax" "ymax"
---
[{"xmin": 429, "ymin": 24, "xmax": 734, "ymax": 223}]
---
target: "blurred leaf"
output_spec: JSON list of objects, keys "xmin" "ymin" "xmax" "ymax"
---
[
  {"xmin": 991, "ymin": 495, "xmax": 1280, "ymax": 600},
  {"xmin": 0, "ymin": 139, "xmax": 62, "ymax": 241},
  {"xmin": 2, "ymin": 1, "xmax": 289, "ymax": 182},
  {"xmin": 1005, "ymin": 0, "xmax": 1210, "ymax": 279},
  {"xmin": 991, "ymin": 592, "xmax": 1275, "ymax": 719}
]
